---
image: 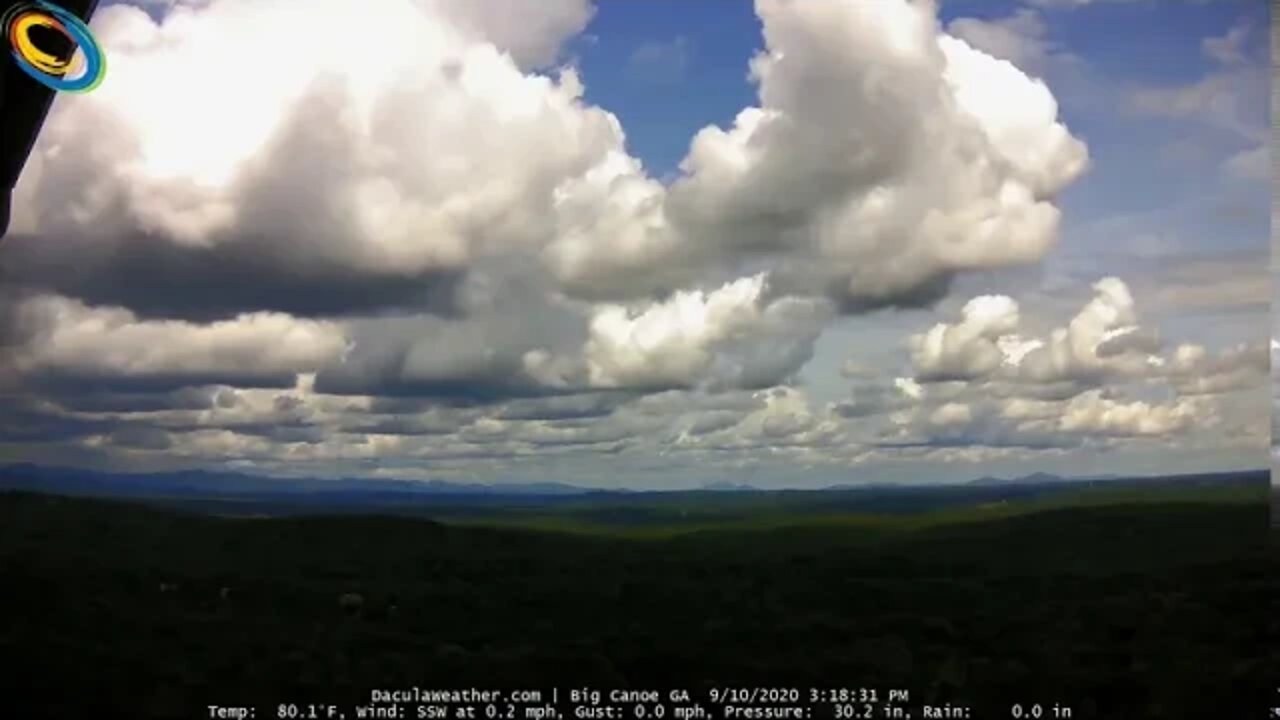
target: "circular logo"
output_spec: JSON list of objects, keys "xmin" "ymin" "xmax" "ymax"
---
[{"xmin": 2, "ymin": 0, "xmax": 105, "ymax": 93}]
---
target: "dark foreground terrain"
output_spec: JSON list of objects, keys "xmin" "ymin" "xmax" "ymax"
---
[{"xmin": 0, "ymin": 485, "xmax": 1276, "ymax": 719}]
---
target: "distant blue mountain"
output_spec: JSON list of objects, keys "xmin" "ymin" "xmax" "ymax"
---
[
  {"xmin": 0, "ymin": 463, "xmax": 595, "ymax": 498},
  {"xmin": 0, "ymin": 464, "xmax": 1265, "ymax": 515},
  {"xmin": 700, "ymin": 481, "xmax": 758, "ymax": 492},
  {"xmin": 823, "ymin": 472, "xmax": 1068, "ymax": 491},
  {"xmin": 966, "ymin": 472, "xmax": 1066, "ymax": 486}
]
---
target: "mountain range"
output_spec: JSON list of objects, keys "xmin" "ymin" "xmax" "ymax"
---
[{"xmin": 0, "ymin": 463, "xmax": 1242, "ymax": 500}]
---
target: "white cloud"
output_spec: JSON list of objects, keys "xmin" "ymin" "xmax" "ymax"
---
[
  {"xmin": 910, "ymin": 294, "xmax": 1022, "ymax": 380},
  {"xmin": 582, "ymin": 274, "xmax": 830, "ymax": 390},
  {"xmin": 5, "ymin": 0, "xmax": 1250, "ymax": 484},
  {"xmin": 672, "ymin": 386, "xmax": 844, "ymax": 453},
  {"xmin": 1017, "ymin": 277, "xmax": 1153, "ymax": 383},
  {"xmin": 557, "ymin": 0, "xmax": 1088, "ymax": 306},
  {"xmin": 895, "ymin": 377, "xmax": 925, "ymax": 401},
  {"xmin": 1058, "ymin": 390, "xmax": 1200, "ymax": 437},
  {"xmin": 906, "ymin": 278, "xmax": 1159, "ymax": 387},
  {"xmin": 831, "ymin": 376, "xmax": 922, "ymax": 419},
  {"xmin": 432, "ymin": 0, "xmax": 594, "ymax": 69},
  {"xmin": 11, "ymin": 0, "xmax": 1088, "ymax": 324},
  {"xmin": 14, "ymin": 0, "xmax": 624, "ymax": 309},
  {"xmin": 1165, "ymin": 341, "xmax": 1268, "ymax": 395},
  {"xmin": 873, "ymin": 382, "xmax": 1213, "ymax": 451},
  {"xmin": 11, "ymin": 295, "xmax": 348, "ymax": 383},
  {"xmin": 853, "ymin": 271, "xmax": 1265, "ymax": 453},
  {"xmin": 906, "ymin": 276, "xmax": 1265, "ymax": 400},
  {"xmin": 928, "ymin": 402, "xmax": 973, "ymax": 427}
]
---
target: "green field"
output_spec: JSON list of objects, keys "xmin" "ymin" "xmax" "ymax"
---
[{"xmin": 1, "ymin": 481, "xmax": 1275, "ymax": 719}]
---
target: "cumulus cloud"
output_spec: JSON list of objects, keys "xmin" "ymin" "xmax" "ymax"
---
[
  {"xmin": 644, "ymin": 0, "xmax": 1088, "ymax": 310},
  {"xmin": 311, "ymin": 270, "xmax": 594, "ymax": 399},
  {"xmin": 8, "ymin": 294, "xmax": 348, "ymax": 390},
  {"xmin": 1057, "ymin": 390, "xmax": 1200, "ymax": 437},
  {"xmin": 852, "ymin": 272, "xmax": 1265, "ymax": 454},
  {"xmin": 671, "ymin": 386, "xmax": 844, "ymax": 453},
  {"xmin": 831, "ymin": 378, "xmax": 921, "ymax": 419},
  {"xmin": 6, "ymin": 0, "xmax": 1085, "ymax": 323},
  {"xmin": 432, "ymin": 0, "xmax": 594, "ymax": 69},
  {"xmin": 1095, "ymin": 328, "xmax": 1162, "ymax": 357},
  {"xmin": 494, "ymin": 392, "xmax": 629, "ymax": 421},
  {"xmin": 582, "ymin": 274, "xmax": 830, "ymax": 390},
  {"xmin": 18, "ymin": 0, "xmax": 1252, "ymax": 485},
  {"xmin": 928, "ymin": 402, "xmax": 974, "ymax": 427},
  {"xmin": 871, "ymin": 384, "xmax": 1212, "ymax": 454},
  {"xmin": 1016, "ymin": 277, "xmax": 1154, "ymax": 383},
  {"xmin": 8, "ymin": 0, "xmax": 620, "ymax": 320},
  {"xmin": 910, "ymin": 295, "xmax": 1022, "ymax": 381},
  {"xmin": 1164, "ymin": 341, "xmax": 1268, "ymax": 396},
  {"xmin": 904, "ymin": 276, "xmax": 1267, "ymax": 400},
  {"xmin": 311, "ymin": 271, "xmax": 827, "ymax": 402},
  {"xmin": 683, "ymin": 410, "xmax": 746, "ymax": 437},
  {"xmin": 906, "ymin": 277, "xmax": 1160, "ymax": 388}
]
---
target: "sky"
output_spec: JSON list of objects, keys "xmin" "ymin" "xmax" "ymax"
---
[{"xmin": 0, "ymin": 0, "xmax": 1269, "ymax": 489}]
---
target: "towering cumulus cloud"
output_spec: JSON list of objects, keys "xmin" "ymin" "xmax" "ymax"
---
[
  {"xmin": 673, "ymin": 0, "xmax": 1087, "ymax": 309},
  {"xmin": 7, "ymin": 0, "xmax": 618, "ymax": 320},
  {"xmin": 5, "ymin": 0, "xmax": 1085, "ymax": 320},
  {"xmin": 0, "ymin": 0, "xmax": 1098, "ymax": 480}
]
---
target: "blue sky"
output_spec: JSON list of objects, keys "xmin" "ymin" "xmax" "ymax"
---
[{"xmin": 1, "ymin": 0, "xmax": 1269, "ymax": 488}]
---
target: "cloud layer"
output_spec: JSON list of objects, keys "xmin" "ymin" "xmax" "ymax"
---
[
  {"xmin": 0, "ymin": 0, "xmax": 1263, "ymax": 486},
  {"xmin": 868, "ymin": 277, "xmax": 1267, "ymax": 453}
]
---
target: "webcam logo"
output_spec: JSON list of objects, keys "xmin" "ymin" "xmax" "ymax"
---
[{"xmin": 3, "ymin": 0, "xmax": 105, "ymax": 93}]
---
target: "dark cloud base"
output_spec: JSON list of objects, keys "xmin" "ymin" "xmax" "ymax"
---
[{"xmin": 0, "ymin": 232, "xmax": 468, "ymax": 321}]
